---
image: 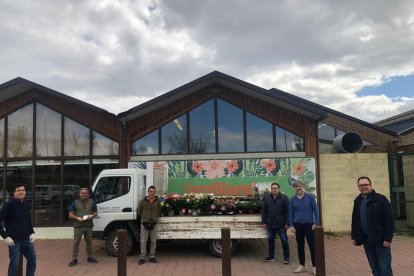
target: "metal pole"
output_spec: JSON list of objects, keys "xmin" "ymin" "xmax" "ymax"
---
[
  {"xmin": 117, "ymin": 229, "xmax": 128, "ymax": 276},
  {"xmin": 314, "ymin": 226, "xmax": 326, "ymax": 276},
  {"xmin": 221, "ymin": 227, "xmax": 232, "ymax": 276}
]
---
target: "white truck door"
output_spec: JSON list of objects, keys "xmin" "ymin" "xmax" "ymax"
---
[{"xmin": 92, "ymin": 174, "xmax": 135, "ymax": 232}]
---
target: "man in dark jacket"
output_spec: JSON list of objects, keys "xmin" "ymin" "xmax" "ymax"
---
[
  {"xmin": 138, "ymin": 185, "xmax": 160, "ymax": 265},
  {"xmin": 351, "ymin": 176, "xmax": 394, "ymax": 276},
  {"xmin": 262, "ymin": 182, "xmax": 290, "ymax": 264},
  {"xmin": 0, "ymin": 183, "xmax": 36, "ymax": 276}
]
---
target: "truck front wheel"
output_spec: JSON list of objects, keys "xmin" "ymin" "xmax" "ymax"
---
[
  {"xmin": 208, "ymin": 239, "xmax": 238, "ymax": 258},
  {"xmin": 105, "ymin": 229, "xmax": 135, "ymax": 256}
]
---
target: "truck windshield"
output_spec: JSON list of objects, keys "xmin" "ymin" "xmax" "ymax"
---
[{"xmin": 93, "ymin": 176, "xmax": 131, "ymax": 203}]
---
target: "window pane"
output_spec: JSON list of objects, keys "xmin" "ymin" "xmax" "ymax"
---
[
  {"xmin": 189, "ymin": 99, "xmax": 215, "ymax": 153},
  {"xmin": 161, "ymin": 115, "xmax": 187, "ymax": 154},
  {"xmin": 63, "ymin": 160, "xmax": 89, "ymax": 225},
  {"xmin": 92, "ymin": 159, "xmax": 119, "ymax": 183},
  {"xmin": 0, "ymin": 118, "xmax": 4, "ymax": 158},
  {"xmin": 34, "ymin": 161, "xmax": 61, "ymax": 226},
  {"xmin": 64, "ymin": 118, "xmax": 90, "ymax": 156},
  {"xmin": 93, "ymin": 176, "xmax": 131, "ymax": 204},
  {"xmin": 275, "ymin": 126, "xmax": 287, "ymax": 151},
  {"xmin": 132, "ymin": 130, "xmax": 158, "ymax": 155},
  {"xmin": 8, "ymin": 104, "xmax": 33, "ymax": 157},
  {"xmin": 93, "ymin": 132, "xmax": 119, "ymax": 155},
  {"xmin": 246, "ymin": 112, "xmax": 273, "ymax": 152},
  {"xmin": 286, "ymin": 131, "xmax": 304, "ymax": 151},
  {"xmin": 6, "ymin": 161, "xmax": 32, "ymax": 205},
  {"xmin": 36, "ymin": 104, "xmax": 61, "ymax": 157},
  {"xmin": 217, "ymin": 99, "xmax": 244, "ymax": 152},
  {"xmin": 318, "ymin": 123, "xmax": 335, "ymax": 141}
]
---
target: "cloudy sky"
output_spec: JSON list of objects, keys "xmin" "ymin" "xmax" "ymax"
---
[{"xmin": 1, "ymin": 0, "xmax": 413, "ymax": 122}]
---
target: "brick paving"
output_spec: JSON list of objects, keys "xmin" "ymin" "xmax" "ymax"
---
[{"xmin": 1, "ymin": 234, "xmax": 413, "ymax": 275}]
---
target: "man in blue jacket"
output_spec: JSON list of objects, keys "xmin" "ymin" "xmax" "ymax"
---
[
  {"xmin": 261, "ymin": 182, "xmax": 290, "ymax": 264},
  {"xmin": 351, "ymin": 176, "xmax": 394, "ymax": 276},
  {"xmin": 289, "ymin": 180, "xmax": 319, "ymax": 275},
  {"xmin": 0, "ymin": 183, "xmax": 36, "ymax": 276}
]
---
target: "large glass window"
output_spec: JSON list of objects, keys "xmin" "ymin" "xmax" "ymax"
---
[
  {"xmin": 63, "ymin": 160, "xmax": 89, "ymax": 225},
  {"xmin": 0, "ymin": 119, "xmax": 4, "ymax": 158},
  {"xmin": 64, "ymin": 118, "xmax": 90, "ymax": 156},
  {"xmin": 92, "ymin": 159, "xmax": 119, "ymax": 184},
  {"xmin": 93, "ymin": 132, "xmax": 119, "ymax": 155},
  {"xmin": 6, "ymin": 162, "xmax": 32, "ymax": 204},
  {"xmin": 34, "ymin": 161, "xmax": 61, "ymax": 226},
  {"xmin": 246, "ymin": 113, "xmax": 273, "ymax": 152},
  {"xmin": 8, "ymin": 104, "xmax": 33, "ymax": 157},
  {"xmin": 275, "ymin": 126, "xmax": 303, "ymax": 151},
  {"xmin": 132, "ymin": 130, "xmax": 159, "ymax": 155},
  {"xmin": 132, "ymin": 97, "xmax": 305, "ymax": 155},
  {"xmin": 189, "ymin": 99, "xmax": 215, "ymax": 153},
  {"xmin": 217, "ymin": 99, "xmax": 244, "ymax": 152},
  {"xmin": 36, "ymin": 104, "xmax": 61, "ymax": 157},
  {"xmin": 161, "ymin": 114, "xmax": 187, "ymax": 154}
]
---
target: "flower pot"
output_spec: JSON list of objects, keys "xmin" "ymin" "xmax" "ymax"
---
[{"xmin": 168, "ymin": 210, "xmax": 175, "ymax": 217}]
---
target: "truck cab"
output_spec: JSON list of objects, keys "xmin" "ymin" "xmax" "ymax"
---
[{"xmin": 92, "ymin": 168, "xmax": 146, "ymax": 255}]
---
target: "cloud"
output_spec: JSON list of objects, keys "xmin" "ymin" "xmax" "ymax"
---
[{"xmin": 0, "ymin": 0, "xmax": 413, "ymax": 121}]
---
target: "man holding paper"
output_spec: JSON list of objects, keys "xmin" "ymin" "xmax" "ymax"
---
[{"xmin": 68, "ymin": 187, "xmax": 98, "ymax": 267}]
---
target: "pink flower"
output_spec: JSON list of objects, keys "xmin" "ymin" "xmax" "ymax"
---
[
  {"xmin": 226, "ymin": 160, "xmax": 238, "ymax": 173},
  {"xmin": 293, "ymin": 163, "xmax": 305, "ymax": 175},
  {"xmin": 211, "ymin": 205, "xmax": 216, "ymax": 210},
  {"xmin": 260, "ymin": 159, "xmax": 276, "ymax": 172},
  {"xmin": 202, "ymin": 160, "xmax": 226, "ymax": 179},
  {"xmin": 191, "ymin": 161, "xmax": 203, "ymax": 174}
]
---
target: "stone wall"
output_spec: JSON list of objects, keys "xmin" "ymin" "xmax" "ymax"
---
[{"xmin": 319, "ymin": 153, "xmax": 390, "ymax": 232}]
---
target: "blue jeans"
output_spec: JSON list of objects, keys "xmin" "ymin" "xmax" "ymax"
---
[
  {"xmin": 294, "ymin": 223, "xmax": 315, "ymax": 266},
  {"xmin": 267, "ymin": 227, "xmax": 290, "ymax": 260},
  {"xmin": 363, "ymin": 243, "xmax": 393, "ymax": 276},
  {"xmin": 8, "ymin": 239, "xmax": 36, "ymax": 276}
]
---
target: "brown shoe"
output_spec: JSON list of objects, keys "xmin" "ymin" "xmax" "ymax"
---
[{"xmin": 138, "ymin": 259, "xmax": 145, "ymax": 265}]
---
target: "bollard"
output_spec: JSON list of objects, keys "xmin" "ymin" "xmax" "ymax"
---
[
  {"xmin": 221, "ymin": 227, "xmax": 232, "ymax": 276},
  {"xmin": 117, "ymin": 229, "xmax": 128, "ymax": 276},
  {"xmin": 17, "ymin": 254, "xmax": 23, "ymax": 276},
  {"xmin": 314, "ymin": 226, "xmax": 326, "ymax": 276}
]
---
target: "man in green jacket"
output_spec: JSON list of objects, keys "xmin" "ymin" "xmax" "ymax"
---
[
  {"xmin": 138, "ymin": 185, "xmax": 160, "ymax": 265},
  {"xmin": 68, "ymin": 187, "xmax": 98, "ymax": 267}
]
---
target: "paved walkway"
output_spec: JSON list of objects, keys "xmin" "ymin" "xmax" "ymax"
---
[{"xmin": 1, "ymin": 234, "xmax": 413, "ymax": 275}]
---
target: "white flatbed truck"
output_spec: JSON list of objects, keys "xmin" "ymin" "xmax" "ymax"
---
[{"xmin": 91, "ymin": 168, "xmax": 266, "ymax": 257}]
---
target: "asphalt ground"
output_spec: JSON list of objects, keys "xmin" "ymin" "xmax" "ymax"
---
[{"xmin": 0, "ymin": 234, "xmax": 413, "ymax": 275}]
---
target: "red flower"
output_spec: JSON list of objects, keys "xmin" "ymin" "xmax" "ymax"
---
[
  {"xmin": 226, "ymin": 160, "xmax": 238, "ymax": 173},
  {"xmin": 293, "ymin": 163, "xmax": 305, "ymax": 175},
  {"xmin": 260, "ymin": 159, "xmax": 276, "ymax": 172},
  {"xmin": 192, "ymin": 161, "xmax": 204, "ymax": 174}
]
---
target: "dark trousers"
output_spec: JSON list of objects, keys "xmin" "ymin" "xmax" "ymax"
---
[
  {"xmin": 267, "ymin": 227, "xmax": 290, "ymax": 260},
  {"xmin": 363, "ymin": 242, "xmax": 393, "ymax": 276},
  {"xmin": 8, "ymin": 239, "xmax": 36, "ymax": 276},
  {"xmin": 294, "ymin": 222, "xmax": 315, "ymax": 266}
]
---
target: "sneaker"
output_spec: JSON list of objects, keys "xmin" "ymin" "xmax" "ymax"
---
[
  {"xmin": 68, "ymin": 259, "xmax": 77, "ymax": 267},
  {"xmin": 87, "ymin": 257, "xmax": 98, "ymax": 263},
  {"xmin": 138, "ymin": 258, "xmax": 145, "ymax": 265},
  {"xmin": 293, "ymin": 265, "xmax": 306, "ymax": 273},
  {"xmin": 149, "ymin": 257, "xmax": 159, "ymax": 263},
  {"xmin": 263, "ymin": 256, "xmax": 275, "ymax": 262},
  {"xmin": 313, "ymin": 267, "xmax": 316, "ymax": 275},
  {"xmin": 283, "ymin": 259, "xmax": 290, "ymax": 264}
]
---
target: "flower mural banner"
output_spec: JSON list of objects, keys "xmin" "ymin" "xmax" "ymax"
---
[{"xmin": 129, "ymin": 158, "xmax": 316, "ymax": 199}]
